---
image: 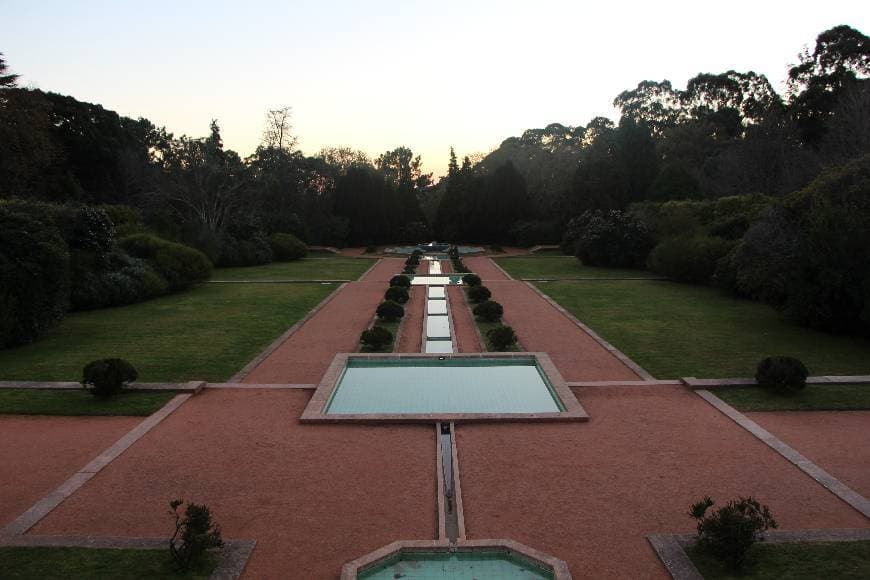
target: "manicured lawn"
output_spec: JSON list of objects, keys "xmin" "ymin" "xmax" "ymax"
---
[
  {"xmin": 0, "ymin": 546, "xmax": 216, "ymax": 579},
  {"xmin": 688, "ymin": 540, "xmax": 870, "ymax": 579},
  {"xmin": 537, "ymin": 280, "xmax": 870, "ymax": 379},
  {"xmin": 213, "ymin": 257, "xmax": 371, "ymax": 281},
  {"xmin": 0, "ymin": 283, "xmax": 335, "ymax": 382},
  {"xmin": 529, "ymin": 247, "xmax": 569, "ymax": 256},
  {"xmin": 0, "ymin": 389, "xmax": 176, "ymax": 416},
  {"xmin": 495, "ymin": 256, "xmax": 660, "ymax": 279},
  {"xmin": 711, "ymin": 383, "xmax": 870, "ymax": 411}
]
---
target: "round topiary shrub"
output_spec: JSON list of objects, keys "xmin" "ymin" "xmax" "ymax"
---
[
  {"xmin": 405, "ymin": 255, "xmax": 420, "ymax": 266},
  {"xmin": 402, "ymin": 266, "xmax": 416, "ymax": 275},
  {"xmin": 462, "ymin": 273, "xmax": 481, "ymax": 286},
  {"xmin": 473, "ymin": 300, "xmax": 503, "ymax": 322},
  {"xmin": 412, "ymin": 249, "xmax": 423, "ymax": 257},
  {"xmin": 385, "ymin": 285, "xmax": 410, "ymax": 304},
  {"xmin": 467, "ymin": 285, "xmax": 491, "ymax": 303},
  {"xmin": 81, "ymin": 358, "xmax": 138, "ymax": 398},
  {"xmin": 376, "ymin": 300, "xmax": 405, "ymax": 321},
  {"xmin": 487, "ymin": 325, "xmax": 517, "ymax": 351},
  {"xmin": 390, "ymin": 275, "xmax": 411, "ymax": 288},
  {"xmin": 755, "ymin": 356, "xmax": 809, "ymax": 394},
  {"xmin": 269, "ymin": 233, "xmax": 307, "ymax": 261},
  {"xmin": 360, "ymin": 326, "xmax": 393, "ymax": 350}
]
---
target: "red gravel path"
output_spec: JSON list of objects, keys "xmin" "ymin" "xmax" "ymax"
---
[
  {"xmin": 455, "ymin": 386, "xmax": 868, "ymax": 579},
  {"xmin": 749, "ymin": 410, "xmax": 870, "ymax": 499},
  {"xmin": 448, "ymin": 286, "xmax": 481, "ymax": 353},
  {"xmin": 242, "ymin": 259, "xmax": 404, "ymax": 384},
  {"xmin": 486, "ymin": 279, "xmax": 639, "ymax": 381},
  {"xmin": 397, "ymin": 286, "xmax": 424, "ymax": 353},
  {"xmin": 0, "ymin": 415, "xmax": 138, "ymax": 527},
  {"xmin": 32, "ymin": 389, "xmax": 438, "ymax": 579},
  {"xmin": 463, "ymin": 256, "xmax": 509, "ymax": 280}
]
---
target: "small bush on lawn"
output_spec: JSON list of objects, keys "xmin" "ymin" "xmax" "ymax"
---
[
  {"xmin": 462, "ymin": 273, "xmax": 481, "ymax": 286},
  {"xmin": 169, "ymin": 499, "xmax": 223, "ymax": 571},
  {"xmin": 755, "ymin": 356, "xmax": 809, "ymax": 394},
  {"xmin": 473, "ymin": 300, "xmax": 504, "ymax": 322},
  {"xmin": 81, "ymin": 358, "xmax": 138, "ymax": 398},
  {"xmin": 487, "ymin": 325, "xmax": 517, "ymax": 351},
  {"xmin": 360, "ymin": 326, "xmax": 393, "ymax": 350},
  {"xmin": 385, "ymin": 286, "xmax": 410, "ymax": 304},
  {"xmin": 689, "ymin": 496, "xmax": 777, "ymax": 570},
  {"xmin": 269, "ymin": 233, "xmax": 307, "ymax": 261},
  {"xmin": 390, "ymin": 275, "xmax": 411, "ymax": 288},
  {"xmin": 377, "ymin": 300, "xmax": 405, "ymax": 321},
  {"xmin": 467, "ymin": 285, "xmax": 491, "ymax": 303}
]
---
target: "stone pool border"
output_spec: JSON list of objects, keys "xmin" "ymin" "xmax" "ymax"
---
[
  {"xmin": 339, "ymin": 538, "xmax": 573, "ymax": 579},
  {"xmin": 648, "ymin": 528, "xmax": 870, "ymax": 580},
  {"xmin": 0, "ymin": 534, "xmax": 256, "ymax": 580},
  {"xmin": 299, "ymin": 352, "xmax": 589, "ymax": 423}
]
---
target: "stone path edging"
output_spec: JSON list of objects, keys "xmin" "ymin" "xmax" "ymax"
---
[
  {"xmin": 488, "ymin": 259, "xmax": 514, "ymax": 280},
  {"xmin": 0, "ymin": 394, "xmax": 193, "ymax": 537},
  {"xmin": 228, "ymin": 283, "xmax": 348, "ymax": 382},
  {"xmin": 0, "ymin": 535, "xmax": 256, "ymax": 580},
  {"xmin": 522, "ymin": 276, "xmax": 667, "ymax": 281},
  {"xmin": 208, "ymin": 279, "xmax": 351, "ymax": 284},
  {"xmin": 523, "ymin": 281, "xmax": 656, "ymax": 381},
  {"xmin": 683, "ymin": 375, "xmax": 870, "ymax": 388},
  {"xmin": 358, "ymin": 258, "xmax": 383, "ymax": 281},
  {"xmin": 649, "ymin": 528, "xmax": 870, "ymax": 580},
  {"xmin": 696, "ymin": 389, "xmax": 870, "ymax": 519}
]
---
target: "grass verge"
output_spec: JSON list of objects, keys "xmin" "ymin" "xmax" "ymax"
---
[
  {"xmin": 687, "ymin": 540, "xmax": 870, "ymax": 579},
  {"xmin": 0, "ymin": 546, "xmax": 217, "ymax": 580},
  {"xmin": 213, "ymin": 257, "xmax": 370, "ymax": 281},
  {"xmin": 0, "ymin": 283, "xmax": 335, "ymax": 382},
  {"xmin": 0, "ymin": 389, "xmax": 176, "ymax": 416},
  {"xmin": 495, "ymin": 256, "xmax": 659, "ymax": 279},
  {"xmin": 710, "ymin": 383, "xmax": 870, "ymax": 412},
  {"xmin": 536, "ymin": 280, "xmax": 870, "ymax": 379}
]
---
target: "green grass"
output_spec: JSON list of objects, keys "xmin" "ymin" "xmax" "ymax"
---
[
  {"xmin": 0, "ymin": 546, "xmax": 217, "ymax": 579},
  {"xmin": 0, "ymin": 283, "xmax": 335, "ymax": 382},
  {"xmin": 536, "ymin": 280, "xmax": 870, "ymax": 379},
  {"xmin": 495, "ymin": 256, "xmax": 660, "ymax": 279},
  {"xmin": 213, "ymin": 257, "xmax": 371, "ymax": 281},
  {"xmin": 0, "ymin": 389, "xmax": 176, "ymax": 416},
  {"xmin": 688, "ymin": 540, "xmax": 870, "ymax": 579},
  {"xmin": 711, "ymin": 383, "xmax": 870, "ymax": 411},
  {"xmin": 529, "ymin": 247, "xmax": 569, "ymax": 256}
]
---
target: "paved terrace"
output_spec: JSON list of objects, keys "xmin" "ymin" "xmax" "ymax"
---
[{"xmin": 1, "ymin": 255, "xmax": 867, "ymax": 579}]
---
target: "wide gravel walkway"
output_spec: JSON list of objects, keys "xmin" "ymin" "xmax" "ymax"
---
[{"xmin": 456, "ymin": 386, "xmax": 869, "ymax": 579}]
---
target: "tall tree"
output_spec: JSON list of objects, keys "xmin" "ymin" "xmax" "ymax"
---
[{"xmin": 262, "ymin": 106, "xmax": 297, "ymax": 151}]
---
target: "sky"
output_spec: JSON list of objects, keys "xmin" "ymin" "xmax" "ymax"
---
[{"xmin": 3, "ymin": 0, "xmax": 868, "ymax": 177}]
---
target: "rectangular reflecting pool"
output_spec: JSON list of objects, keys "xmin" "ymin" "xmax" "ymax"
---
[
  {"xmin": 326, "ymin": 358, "xmax": 562, "ymax": 415},
  {"xmin": 302, "ymin": 353, "xmax": 588, "ymax": 423}
]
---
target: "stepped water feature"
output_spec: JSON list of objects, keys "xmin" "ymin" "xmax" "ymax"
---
[{"xmin": 423, "ymin": 258, "xmax": 454, "ymax": 353}]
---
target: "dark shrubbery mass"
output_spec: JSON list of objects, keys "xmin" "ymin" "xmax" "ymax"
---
[
  {"xmin": 755, "ymin": 356, "xmax": 809, "ymax": 394},
  {"xmin": 376, "ymin": 300, "xmax": 405, "ymax": 321},
  {"xmin": 647, "ymin": 235, "xmax": 734, "ymax": 284},
  {"xmin": 384, "ymin": 285, "xmax": 410, "ymax": 304},
  {"xmin": 690, "ymin": 496, "xmax": 777, "ymax": 570},
  {"xmin": 120, "ymin": 234, "xmax": 212, "ymax": 291},
  {"xmin": 467, "ymin": 285, "xmax": 492, "ymax": 303},
  {"xmin": 462, "ymin": 274, "xmax": 481, "ymax": 286},
  {"xmin": 81, "ymin": 358, "xmax": 138, "ymax": 398},
  {"xmin": 390, "ymin": 275, "xmax": 411, "ymax": 288},
  {"xmin": 360, "ymin": 326, "xmax": 393, "ymax": 350},
  {"xmin": 0, "ymin": 204, "xmax": 70, "ymax": 348},
  {"xmin": 268, "ymin": 232, "xmax": 307, "ymax": 261},
  {"xmin": 572, "ymin": 210, "xmax": 654, "ymax": 268},
  {"xmin": 487, "ymin": 325, "xmax": 517, "ymax": 351}
]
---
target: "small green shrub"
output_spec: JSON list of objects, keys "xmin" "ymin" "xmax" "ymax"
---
[
  {"xmin": 364, "ymin": 245, "xmax": 378, "ymax": 253},
  {"xmin": 402, "ymin": 265, "xmax": 416, "ymax": 275},
  {"xmin": 120, "ymin": 234, "xmax": 212, "ymax": 291},
  {"xmin": 412, "ymin": 249, "xmax": 424, "ymax": 257},
  {"xmin": 269, "ymin": 233, "xmax": 307, "ymax": 261},
  {"xmin": 487, "ymin": 325, "xmax": 517, "ymax": 351},
  {"xmin": 385, "ymin": 286, "xmax": 410, "ymax": 304},
  {"xmin": 405, "ymin": 255, "xmax": 420, "ymax": 266},
  {"xmin": 81, "ymin": 358, "xmax": 138, "ymax": 398},
  {"xmin": 376, "ymin": 300, "xmax": 405, "ymax": 321},
  {"xmin": 169, "ymin": 499, "xmax": 223, "ymax": 571},
  {"xmin": 489, "ymin": 244, "xmax": 504, "ymax": 253},
  {"xmin": 360, "ymin": 326, "xmax": 393, "ymax": 350},
  {"xmin": 462, "ymin": 273, "xmax": 482, "ymax": 286},
  {"xmin": 689, "ymin": 496, "xmax": 777, "ymax": 570},
  {"xmin": 473, "ymin": 300, "xmax": 503, "ymax": 322},
  {"xmin": 755, "ymin": 356, "xmax": 809, "ymax": 394},
  {"xmin": 467, "ymin": 285, "xmax": 491, "ymax": 303},
  {"xmin": 390, "ymin": 274, "xmax": 411, "ymax": 288}
]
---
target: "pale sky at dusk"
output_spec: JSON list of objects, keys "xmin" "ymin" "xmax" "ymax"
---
[{"xmin": 4, "ymin": 0, "xmax": 868, "ymax": 177}]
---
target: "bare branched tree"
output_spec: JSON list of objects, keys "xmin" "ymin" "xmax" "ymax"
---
[{"xmin": 262, "ymin": 106, "xmax": 297, "ymax": 151}]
